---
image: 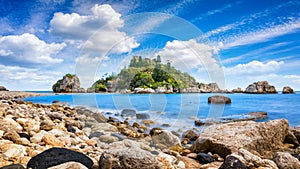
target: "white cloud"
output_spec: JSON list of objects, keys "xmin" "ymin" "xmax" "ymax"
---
[
  {"xmin": 225, "ymin": 60, "xmax": 284, "ymax": 76},
  {"xmin": 50, "ymin": 4, "xmax": 139, "ymax": 54},
  {"xmin": 0, "ymin": 64, "xmax": 62, "ymax": 90},
  {"xmin": 0, "ymin": 33, "xmax": 65, "ymax": 65},
  {"xmin": 155, "ymin": 39, "xmax": 225, "ymax": 87},
  {"xmin": 222, "ymin": 18, "xmax": 300, "ymax": 49}
]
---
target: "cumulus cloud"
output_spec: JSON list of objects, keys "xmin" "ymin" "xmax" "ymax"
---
[
  {"xmin": 0, "ymin": 33, "xmax": 65, "ymax": 65},
  {"xmin": 155, "ymin": 39, "xmax": 225, "ymax": 87},
  {"xmin": 50, "ymin": 4, "xmax": 139, "ymax": 54},
  {"xmin": 225, "ymin": 60, "xmax": 284, "ymax": 76}
]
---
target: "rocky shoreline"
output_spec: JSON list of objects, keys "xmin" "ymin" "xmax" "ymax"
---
[{"xmin": 0, "ymin": 91, "xmax": 300, "ymax": 169}]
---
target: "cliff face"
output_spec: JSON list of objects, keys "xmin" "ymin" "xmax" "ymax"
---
[
  {"xmin": 245, "ymin": 81, "xmax": 277, "ymax": 94},
  {"xmin": 52, "ymin": 74, "xmax": 85, "ymax": 93}
]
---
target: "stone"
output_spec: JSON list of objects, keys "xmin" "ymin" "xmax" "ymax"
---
[
  {"xmin": 0, "ymin": 117, "xmax": 23, "ymax": 133},
  {"xmin": 200, "ymin": 162, "xmax": 223, "ymax": 169},
  {"xmin": 92, "ymin": 112, "xmax": 107, "ymax": 123},
  {"xmin": 48, "ymin": 162, "xmax": 88, "ymax": 169},
  {"xmin": 121, "ymin": 109, "xmax": 136, "ymax": 118},
  {"xmin": 179, "ymin": 156, "xmax": 201, "ymax": 168},
  {"xmin": 245, "ymin": 81, "xmax": 277, "ymax": 94},
  {"xmin": 284, "ymin": 131, "xmax": 299, "ymax": 148},
  {"xmin": 273, "ymin": 152, "xmax": 300, "ymax": 169},
  {"xmin": 40, "ymin": 120, "xmax": 55, "ymax": 131},
  {"xmin": 136, "ymin": 113, "xmax": 150, "ymax": 119},
  {"xmin": 196, "ymin": 153, "xmax": 215, "ymax": 164},
  {"xmin": 42, "ymin": 135, "xmax": 64, "ymax": 147},
  {"xmin": 27, "ymin": 148, "xmax": 93, "ymax": 169},
  {"xmin": 2, "ymin": 143, "xmax": 26, "ymax": 161},
  {"xmin": 291, "ymin": 129, "xmax": 300, "ymax": 143},
  {"xmin": 2, "ymin": 131, "xmax": 20, "ymax": 143},
  {"xmin": 0, "ymin": 164, "xmax": 25, "ymax": 169},
  {"xmin": 89, "ymin": 131, "xmax": 104, "ymax": 139},
  {"xmin": 208, "ymin": 95, "xmax": 231, "ymax": 104},
  {"xmin": 282, "ymin": 86, "xmax": 295, "ymax": 94},
  {"xmin": 98, "ymin": 134, "xmax": 119, "ymax": 143},
  {"xmin": 219, "ymin": 156, "xmax": 247, "ymax": 169},
  {"xmin": 232, "ymin": 149, "xmax": 278, "ymax": 169},
  {"xmin": 182, "ymin": 130, "xmax": 198, "ymax": 141},
  {"xmin": 191, "ymin": 119, "xmax": 289, "ymax": 158},
  {"xmin": 92, "ymin": 123, "xmax": 118, "ymax": 132},
  {"xmin": 151, "ymin": 130, "xmax": 181, "ymax": 149},
  {"xmin": 30, "ymin": 130, "xmax": 48, "ymax": 144},
  {"xmin": 99, "ymin": 146, "xmax": 161, "ymax": 169}
]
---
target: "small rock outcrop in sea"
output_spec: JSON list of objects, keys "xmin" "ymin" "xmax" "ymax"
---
[
  {"xmin": 208, "ymin": 95, "xmax": 231, "ymax": 104},
  {"xmin": 0, "ymin": 86, "xmax": 8, "ymax": 91},
  {"xmin": 244, "ymin": 81, "xmax": 277, "ymax": 94},
  {"xmin": 231, "ymin": 87, "xmax": 243, "ymax": 93},
  {"xmin": 52, "ymin": 74, "xmax": 85, "ymax": 93},
  {"xmin": 191, "ymin": 119, "xmax": 289, "ymax": 158},
  {"xmin": 282, "ymin": 86, "xmax": 295, "ymax": 94}
]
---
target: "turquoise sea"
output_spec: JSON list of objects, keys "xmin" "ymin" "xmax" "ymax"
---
[{"xmin": 24, "ymin": 92, "xmax": 300, "ymax": 130}]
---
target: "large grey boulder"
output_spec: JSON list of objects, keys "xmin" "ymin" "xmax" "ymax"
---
[
  {"xmin": 273, "ymin": 152, "xmax": 300, "ymax": 169},
  {"xmin": 191, "ymin": 119, "xmax": 289, "ymax": 158},
  {"xmin": 151, "ymin": 130, "xmax": 181, "ymax": 149}
]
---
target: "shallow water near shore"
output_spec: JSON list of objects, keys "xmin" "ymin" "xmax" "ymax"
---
[{"xmin": 24, "ymin": 92, "xmax": 300, "ymax": 129}]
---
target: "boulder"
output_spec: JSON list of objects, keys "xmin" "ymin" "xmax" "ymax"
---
[
  {"xmin": 245, "ymin": 81, "xmax": 277, "ymax": 94},
  {"xmin": 284, "ymin": 131, "xmax": 299, "ymax": 148},
  {"xmin": 191, "ymin": 119, "xmax": 289, "ymax": 158},
  {"xmin": 273, "ymin": 152, "xmax": 300, "ymax": 169},
  {"xmin": 99, "ymin": 141, "xmax": 162, "ymax": 169},
  {"xmin": 282, "ymin": 86, "xmax": 295, "ymax": 94},
  {"xmin": 0, "ymin": 86, "xmax": 8, "ymax": 91},
  {"xmin": 52, "ymin": 74, "xmax": 85, "ymax": 93},
  {"xmin": 182, "ymin": 130, "xmax": 199, "ymax": 141},
  {"xmin": 121, "ymin": 109, "xmax": 136, "ymax": 118},
  {"xmin": 196, "ymin": 153, "xmax": 214, "ymax": 164},
  {"xmin": 136, "ymin": 113, "xmax": 150, "ymax": 119},
  {"xmin": 219, "ymin": 156, "xmax": 247, "ymax": 169},
  {"xmin": 48, "ymin": 162, "xmax": 88, "ymax": 169},
  {"xmin": 151, "ymin": 130, "xmax": 181, "ymax": 149},
  {"xmin": 208, "ymin": 95, "xmax": 231, "ymax": 104},
  {"xmin": 27, "ymin": 148, "xmax": 93, "ymax": 169},
  {"xmin": 231, "ymin": 149, "xmax": 278, "ymax": 169}
]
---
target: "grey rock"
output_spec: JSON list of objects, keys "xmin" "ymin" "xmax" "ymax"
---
[
  {"xmin": 245, "ymin": 81, "xmax": 277, "ymax": 94},
  {"xmin": 99, "ymin": 145, "xmax": 162, "ymax": 169},
  {"xmin": 182, "ymin": 130, "xmax": 198, "ymax": 141},
  {"xmin": 284, "ymin": 131, "xmax": 299, "ymax": 148},
  {"xmin": 208, "ymin": 95, "xmax": 231, "ymax": 104},
  {"xmin": 27, "ymin": 147, "xmax": 93, "ymax": 169},
  {"xmin": 121, "ymin": 109, "xmax": 136, "ymax": 118},
  {"xmin": 282, "ymin": 86, "xmax": 295, "ymax": 94},
  {"xmin": 273, "ymin": 152, "xmax": 300, "ymax": 169},
  {"xmin": 151, "ymin": 130, "xmax": 181, "ymax": 149},
  {"xmin": 219, "ymin": 156, "xmax": 247, "ymax": 169},
  {"xmin": 89, "ymin": 131, "xmax": 104, "ymax": 139},
  {"xmin": 136, "ymin": 113, "xmax": 150, "ymax": 119}
]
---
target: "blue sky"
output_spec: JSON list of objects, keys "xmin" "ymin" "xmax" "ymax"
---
[{"xmin": 0, "ymin": 0, "xmax": 300, "ymax": 90}]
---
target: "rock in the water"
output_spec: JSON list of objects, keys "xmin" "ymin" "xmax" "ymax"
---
[
  {"xmin": 182, "ymin": 130, "xmax": 198, "ymax": 141},
  {"xmin": 0, "ymin": 86, "xmax": 8, "ymax": 91},
  {"xmin": 52, "ymin": 74, "xmax": 85, "ymax": 93},
  {"xmin": 282, "ymin": 86, "xmax": 295, "ymax": 94},
  {"xmin": 245, "ymin": 81, "xmax": 277, "ymax": 94},
  {"xmin": 27, "ymin": 148, "xmax": 93, "ymax": 169},
  {"xmin": 191, "ymin": 119, "xmax": 289, "ymax": 158},
  {"xmin": 151, "ymin": 130, "xmax": 181, "ymax": 149},
  {"xmin": 121, "ymin": 109, "xmax": 136, "ymax": 118},
  {"xmin": 99, "ymin": 144, "xmax": 161, "ymax": 169},
  {"xmin": 136, "ymin": 113, "xmax": 150, "ymax": 119},
  {"xmin": 196, "ymin": 153, "xmax": 214, "ymax": 164},
  {"xmin": 0, "ymin": 164, "xmax": 25, "ymax": 169},
  {"xmin": 208, "ymin": 95, "xmax": 231, "ymax": 104},
  {"xmin": 219, "ymin": 156, "xmax": 247, "ymax": 169},
  {"xmin": 273, "ymin": 152, "xmax": 300, "ymax": 169}
]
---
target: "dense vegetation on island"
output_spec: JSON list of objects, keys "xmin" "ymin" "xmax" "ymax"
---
[{"xmin": 88, "ymin": 55, "xmax": 197, "ymax": 93}]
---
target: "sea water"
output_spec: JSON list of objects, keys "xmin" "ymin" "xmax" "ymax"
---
[{"xmin": 24, "ymin": 92, "xmax": 300, "ymax": 130}]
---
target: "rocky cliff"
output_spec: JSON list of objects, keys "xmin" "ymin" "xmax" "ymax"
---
[
  {"xmin": 244, "ymin": 81, "xmax": 277, "ymax": 94},
  {"xmin": 52, "ymin": 74, "xmax": 85, "ymax": 93}
]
